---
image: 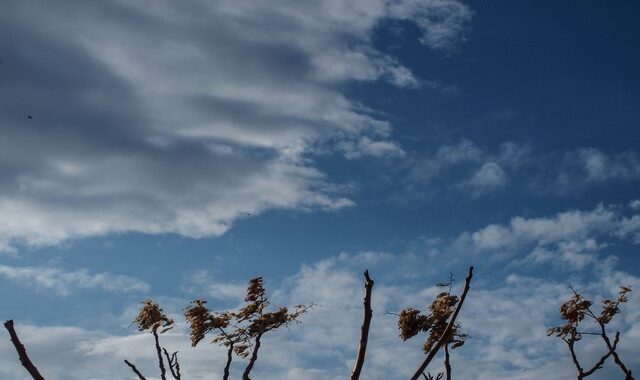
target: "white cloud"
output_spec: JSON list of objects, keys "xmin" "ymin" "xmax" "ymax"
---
[
  {"xmin": 181, "ymin": 270, "xmax": 248, "ymax": 302},
  {"xmin": 409, "ymin": 139, "xmax": 530, "ymax": 196},
  {"xmin": 406, "ymin": 140, "xmax": 640, "ymax": 199},
  {"xmin": 454, "ymin": 203, "xmax": 640, "ymax": 270},
  {"xmin": 577, "ymin": 148, "xmax": 640, "ymax": 182},
  {"xmin": 0, "ymin": 265, "xmax": 149, "ymax": 295},
  {"xmin": 467, "ymin": 162, "xmax": 507, "ymax": 191},
  {"xmin": 0, "ymin": 0, "xmax": 472, "ymax": 253},
  {"xmin": 340, "ymin": 137, "xmax": 406, "ymax": 159}
]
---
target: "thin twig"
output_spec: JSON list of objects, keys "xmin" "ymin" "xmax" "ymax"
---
[
  {"xmin": 444, "ymin": 344, "xmax": 451, "ymax": 380},
  {"xmin": 350, "ymin": 270, "xmax": 374, "ymax": 380},
  {"xmin": 162, "ymin": 348, "xmax": 181, "ymax": 380},
  {"xmin": 410, "ymin": 267, "xmax": 474, "ymax": 380},
  {"xmin": 4, "ymin": 320, "xmax": 45, "ymax": 380},
  {"xmin": 124, "ymin": 359, "xmax": 147, "ymax": 380}
]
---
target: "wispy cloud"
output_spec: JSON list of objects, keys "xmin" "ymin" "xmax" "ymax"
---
[
  {"xmin": 404, "ymin": 139, "xmax": 640, "ymax": 199},
  {"xmin": 0, "ymin": 264, "xmax": 149, "ymax": 295}
]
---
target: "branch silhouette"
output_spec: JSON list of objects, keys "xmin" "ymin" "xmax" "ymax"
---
[{"xmin": 4, "ymin": 320, "xmax": 45, "ymax": 380}]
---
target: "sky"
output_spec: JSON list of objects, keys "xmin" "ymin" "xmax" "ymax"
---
[{"xmin": 1, "ymin": 1, "xmax": 639, "ymax": 379}]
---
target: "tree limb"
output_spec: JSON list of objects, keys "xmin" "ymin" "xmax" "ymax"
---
[
  {"xmin": 4, "ymin": 320, "xmax": 45, "ymax": 380},
  {"xmin": 153, "ymin": 330, "xmax": 167, "ymax": 380},
  {"xmin": 598, "ymin": 324, "xmax": 634, "ymax": 380},
  {"xmin": 565, "ymin": 335, "xmax": 584, "ymax": 379},
  {"xmin": 410, "ymin": 267, "xmax": 474, "ymax": 380},
  {"xmin": 581, "ymin": 332, "xmax": 619, "ymax": 378},
  {"xmin": 242, "ymin": 333, "xmax": 262, "ymax": 380},
  {"xmin": 124, "ymin": 359, "xmax": 147, "ymax": 380},
  {"xmin": 162, "ymin": 348, "xmax": 181, "ymax": 380},
  {"xmin": 444, "ymin": 344, "xmax": 451, "ymax": 380},
  {"xmin": 223, "ymin": 342, "xmax": 234, "ymax": 380},
  {"xmin": 350, "ymin": 270, "xmax": 374, "ymax": 380}
]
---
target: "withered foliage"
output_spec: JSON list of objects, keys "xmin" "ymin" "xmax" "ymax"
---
[
  {"xmin": 184, "ymin": 300, "xmax": 233, "ymax": 347},
  {"xmin": 548, "ymin": 286, "xmax": 634, "ymax": 380},
  {"xmin": 399, "ymin": 292, "xmax": 466, "ymax": 353},
  {"xmin": 133, "ymin": 300, "xmax": 174, "ymax": 333}
]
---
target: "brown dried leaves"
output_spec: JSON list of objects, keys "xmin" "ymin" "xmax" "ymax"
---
[
  {"xmin": 547, "ymin": 286, "xmax": 632, "ymax": 339},
  {"xmin": 398, "ymin": 292, "xmax": 466, "ymax": 353},
  {"xmin": 133, "ymin": 300, "xmax": 174, "ymax": 333}
]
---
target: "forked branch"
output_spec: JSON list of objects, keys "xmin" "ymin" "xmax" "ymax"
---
[
  {"xmin": 350, "ymin": 270, "xmax": 374, "ymax": 380},
  {"xmin": 163, "ymin": 348, "xmax": 181, "ymax": 380}
]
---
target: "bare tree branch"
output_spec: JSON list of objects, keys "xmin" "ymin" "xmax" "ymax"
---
[
  {"xmin": 4, "ymin": 320, "xmax": 45, "ymax": 380},
  {"xmin": 410, "ymin": 266, "xmax": 474, "ymax": 380},
  {"xmin": 581, "ymin": 332, "xmax": 620, "ymax": 378},
  {"xmin": 124, "ymin": 359, "xmax": 147, "ymax": 380},
  {"xmin": 597, "ymin": 324, "xmax": 634, "ymax": 380},
  {"xmin": 565, "ymin": 335, "xmax": 584, "ymax": 379},
  {"xmin": 153, "ymin": 330, "xmax": 167, "ymax": 380},
  {"xmin": 223, "ymin": 342, "xmax": 234, "ymax": 380},
  {"xmin": 242, "ymin": 333, "xmax": 262, "ymax": 380},
  {"xmin": 444, "ymin": 344, "xmax": 451, "ymax": 380},
  {"xmin": 350, "ymin": 270, "xmax": 374, "ymax": 380},
  {"xmin": 162, "ymin": 348, "xmax": 181, "ymax": 380}
]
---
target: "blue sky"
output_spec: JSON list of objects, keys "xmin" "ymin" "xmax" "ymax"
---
[{"xmin": 1, "ymin": 1, "xmax": 639, "ymax": 379}]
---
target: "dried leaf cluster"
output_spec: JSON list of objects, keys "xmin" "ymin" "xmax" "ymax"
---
[
  {"xmin": 133, "ymin": 300, "xmax": 174, "ymax": 333},
  {"xmin": 399, "ymin": 292, "xmax": 466, "ymax": 353}
]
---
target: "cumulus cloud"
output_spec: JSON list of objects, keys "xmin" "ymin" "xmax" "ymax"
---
[
  {"xmin": 466, "ymin": 162, "xmax": 507, "ymax": 192},
  {"xmin": 455, "ymin": 203, "xmax": 640, "ymax": 270},
  {"xmin": 0, "ymin": 264, "xmax": 149, "ymax": 295},
  {"xmin": 0, "ymin": 0, "xmax": 472, "ymax": 252}
]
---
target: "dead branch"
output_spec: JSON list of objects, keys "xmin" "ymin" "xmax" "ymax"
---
[
  {"xmin": 410, "ymin": 266, "xmax": 474, "ymax": 380},
  {"xmin": 443, "ymin": 344, "xmax": 451, "ymax": 380},
  {"xmin": 4, "ymin": 320, "xmax": 45, "ymax": 380},
  {"xmin": 162, "ymin": 348, "xmax": 181, "ymax": 380},
  {"xmin": 242, "ymin": 333, "xmax": 262, "ymax": 380},
  {"xmin": 224, "ymin": 342, "xmax": 234, "ymax": 380},
  {"xmin": 152, "ymin": 330, "xmax": 167, "ymax": 380},
  {"xmin": 597, "ymin": 324, "xmax": 634, "ymax": 380},
  {"xmin": 581, "ymin": 332, "xmax": 620, "ymax": 378},
  {"xmin": 350, "ymin": 270, "xmax": 374, "ymax": 380},
  {"xmin": 124, "ymin": 359, "xmax": 147, "ymax": 380}
]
